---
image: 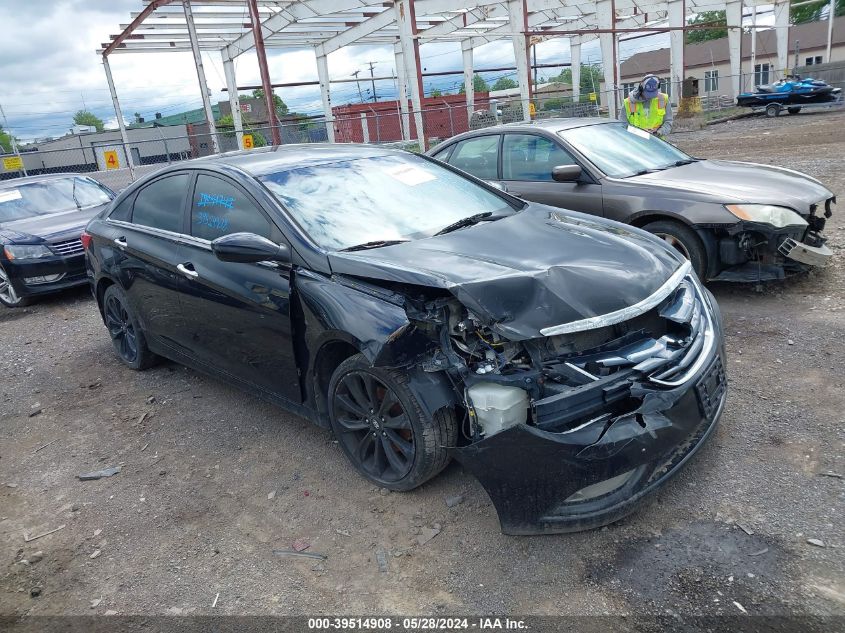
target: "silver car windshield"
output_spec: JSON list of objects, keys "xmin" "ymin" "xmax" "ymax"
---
[
  {"xmin": 559, "ymin": 122, "xmax": 692, "ymax": 178},
  {"xmin": 260, "ymin": 153, "xmax": 514, "ymax": 251},
  {"xmin": 0, "ymin": 177, "xmax": 113, "ymax": 223}
]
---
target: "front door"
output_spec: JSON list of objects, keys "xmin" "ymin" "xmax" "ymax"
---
[
  {"xmin": 177, "ymin": 171, "xmax": 301, "ymax": 402},
  {"xmin": 499, "ymin": 133, "xmax": 604, "ymax": 216}
]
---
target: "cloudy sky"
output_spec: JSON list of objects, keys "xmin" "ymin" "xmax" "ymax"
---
[{"xmin": 0, "ymin": 0, "xmax": 690, "ymax": 142}]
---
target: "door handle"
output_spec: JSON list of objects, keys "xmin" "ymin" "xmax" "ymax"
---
[
  {"xmin": 114, "ymin": 237, "xmax": 127, "ymax": 248},
  {"xmin": 176, "ymin": 263, "xmax": 199, "ymax": 279}
]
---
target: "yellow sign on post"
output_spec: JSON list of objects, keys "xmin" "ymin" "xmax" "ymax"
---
[
  {"xmin": 528, "ymin": 102, "xmax": 536, "ymax": 117},
  {"xmin": 242, "ymin": 134, "xmax": 254, "ymax": 150},
  {"xmin": 103, "ymin": 150, "xmax": 120, "ymax": 170},
  {"xmin": 589, "ymin": 92, "xmax": 597, "ymax": 102},
  {"xmin": 3, "ymin": 156, "xmax": 23, "ymax": 171}
]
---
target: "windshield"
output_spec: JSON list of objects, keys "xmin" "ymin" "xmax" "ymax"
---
[
  {"xmin": 0, "ymin": 177, "xmax": 113, "ymax": 223},
  {"xmin": 260, "ymin": 153, "xmax": 514, "ymax": 251},
  {"xmin": 559, "ymin": 122, "xmax": 692, "ymax": 178}
]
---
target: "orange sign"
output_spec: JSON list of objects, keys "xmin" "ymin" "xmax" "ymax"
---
[
  {"xmin": 103, "ymin": 150, "xmax": 120, "ymax": 170},
  {"xmin": 242, "ymin": 134, "xmax": 254, "ymax": 150}
]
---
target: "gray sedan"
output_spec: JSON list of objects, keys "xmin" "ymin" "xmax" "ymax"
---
[{"xmin": 427, "ymin": 118, "xmax": 835, "ymax": 282}]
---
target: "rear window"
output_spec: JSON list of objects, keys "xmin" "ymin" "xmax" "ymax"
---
[{"xmin": 131, "ymin": 174, "xmax": 189, "ymax": 233}]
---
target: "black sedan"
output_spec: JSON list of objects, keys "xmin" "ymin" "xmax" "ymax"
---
[
  {"xmin": 0, "ymin": 174, "xmax": 115, "ymax": 307},
  {"xmin": 84, "ymin": 145, "xmax": 727, "ymax": 534},
  {"xmin": 428, "ymin": 119, "xmax": 835, "ymax": 283}
]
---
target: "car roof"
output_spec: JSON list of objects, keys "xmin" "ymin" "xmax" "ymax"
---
[
  {"xmin": 429, "ymin": 117, "xmax": 613, "ymax": 149},
  {"xmin": 0, "ymin": 173, "xmax": 83, "ymax": 189},
  {"xmin": 190, "ymin": 143, "xmax": 406, "ymax": 177}
]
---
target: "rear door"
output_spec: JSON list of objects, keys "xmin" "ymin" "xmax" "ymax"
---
[
  {"xmin": 444, "ymin": 134, "xmax": 501, "ymax": 182},
  {"xmin": 177, "ymin": 171, "xmax": 300, "ymax": 402},
  {"xmin": 499, "ymin": 133, "xmax": 604, "ymax": 216},
  {"xmin": 104, "ymin": 172, "xmax": 193, "ymax": 353}
]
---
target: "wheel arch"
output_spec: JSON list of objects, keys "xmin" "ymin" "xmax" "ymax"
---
[
  {"xmin": 308, "ymin": 336, "xmax": 364, "ymax": 427},
  {"xmin": 95, "ymin": 276, "xmax": 117, "ymax": 320}
]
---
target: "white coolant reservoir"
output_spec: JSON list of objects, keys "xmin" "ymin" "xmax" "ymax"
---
[{"xmin": 467, "ymin": 383, "xmax": 529, "ymax": 437}]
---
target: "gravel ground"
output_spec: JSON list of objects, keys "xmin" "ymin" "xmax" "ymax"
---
[{"xmin": 1, "ymin": 110, "xmax": 844, "ymax": 619}]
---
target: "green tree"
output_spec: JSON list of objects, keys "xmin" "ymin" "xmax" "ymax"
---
[
  {"xmin": 491, "ymin": 77, "xmax": 518, "ymax": 90},
  {"xmin": 241, "ymin": 89, "xmax": 289, "ymax": 117},
  {"xmin": 547, "ymin": 64, "xmax": 604, "ymax": 99},
  {"xmin": 685, "ymin": 11, "xmax": 727, "ymax": 44},
  {"xmin": 0, "ymin": 124, "xmax": 14, "ymax": 153},
  {"xmin": 73, "ymin": 110, "xmax": 105, "ymax": 132},
  {"xmin": 216, "ymin": 114, "xmax": 267, "ymax": 147},
  {"xmin": 791, "ymin": 0, "xmax": 844, "ymax": 24},
  {"xmin": 430, "ymin": 88, "xmax": 443, "ymax": 97},
  {"xmin": 458, "ymin": 73, "xmax": 490, "ymax": 94}
]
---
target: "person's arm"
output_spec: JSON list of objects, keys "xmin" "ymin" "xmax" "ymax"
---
[{"xmin": 655, "ymin": 98, "xmax": 674, "ymax": 136}]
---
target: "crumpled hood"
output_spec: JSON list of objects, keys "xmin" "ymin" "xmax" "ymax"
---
[
  {"xmin": 0, "ymin": 205, "xmax": 107, "ymax": 243},
  {"xmin": 328, "ymin": 205, "xmax": 682, "ymax": 340},
  {"xmin": 630, "ymin": 159, "xmax": 833, "ymax": 213}
]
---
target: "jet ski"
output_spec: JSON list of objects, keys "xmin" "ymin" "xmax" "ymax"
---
[{"xmin": 736, "ymin": 75, "xmax": 841, "ymax": 107}]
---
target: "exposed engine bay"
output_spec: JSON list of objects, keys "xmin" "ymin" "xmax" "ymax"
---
[{"xmin": 405, "ymin": 262, "xmax": 719, "ymax": 443}]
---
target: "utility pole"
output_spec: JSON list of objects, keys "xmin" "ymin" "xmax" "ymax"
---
[
  {"xmin": 367, "ymin": 61, "xmax": 378, "ymax": 102},
  {"xmin": 0, "ymin": 102, "xmax": 27, "ymax": 176},
  {"xmin": 352, "ymin": 70, "xmax": 365, "ymax": 103}
]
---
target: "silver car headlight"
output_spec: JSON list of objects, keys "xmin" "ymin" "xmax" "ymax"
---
[
  {"xmin": 725, "ymin": 204, "xmax": 808, "ymax": 229},
  {"xmin": 3, "ymin": 244, "xmax": 54, "ymax": 260}
]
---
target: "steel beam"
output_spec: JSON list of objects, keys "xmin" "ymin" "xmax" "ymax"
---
[
  {"xmin": 773, "ymin": 0, "xmax": 790, "ymax": 75},
  {"xmin": 597, "ymin": 0, "xmax": 617, "ymax": 118},
  {"xmin": 222, "ymin": 51, "xmax": 244, "ymax": 149},
  {"xmin": 102, "ymin": 56, "xmax": 135, "ymax": 179},
  {"xmin": 570, "ymin": 39, "xmax": 581, "ymax": 101},
  {"xmin": 508, "ymin": 0, "xmax": 532, "ymax": 121},
  {"xmin": 315, "ymin": 52, "xmax": 335, "ymax": 142},
  {"xmin": 397, "ymin": 0, "xmax": 427, "ymax": 150},
  {"xmin": 726, "ymin": 0, "xmax": 742, "ymax": 98},
  {"xmin": 668, "ymin": 0, "xmax": 684, "ymax": 103},
  {"xmin": 395, "ymin": 47, "xmax": 411, "ymax": 141},
  {"xmin": 462, "ymin": 40, "xmax": 475, "ymax": 120},
  {"xmin": 247, "ymin": 0, "xmax": 282, "ymax": 145},
  {"xmin": 183, "ymin": 0, "xmax": 219, "ymax": 153}
]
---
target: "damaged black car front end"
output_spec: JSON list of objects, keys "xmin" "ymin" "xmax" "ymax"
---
[{"xmin": 327, "ymin": 203, "xmax": 727, "ymax": 535}]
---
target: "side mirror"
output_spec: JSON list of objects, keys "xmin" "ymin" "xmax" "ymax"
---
[
  {"xmin": 486, "ymin": 180, "xmax": 508, "ymax": 193},
  {"xmin": 551, "ymin": 165, "xmax": 583, "ymax": 182},
  {"xmin": 211, "ymin": 232, "xmax": 290, "ymax": 264}
]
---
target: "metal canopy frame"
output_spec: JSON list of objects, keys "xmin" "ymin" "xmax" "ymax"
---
[{"xmin": 100, "ymin": 0, "xmax": 803, "ymax": 160}]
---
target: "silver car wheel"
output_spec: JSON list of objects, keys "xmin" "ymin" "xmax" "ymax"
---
[
  {"xmin": 654, "ymin": 232, "xmax": 691, "ymax": 261},
  {"xmin": 0, "ymin": 265, "xmax": 22, "ymax": 306}
]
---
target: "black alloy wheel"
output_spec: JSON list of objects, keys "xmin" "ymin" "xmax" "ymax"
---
[
  {"xmin": 105, "ymin": 293, "xmax": 139, "ymax": 364},
  {"xmin": 332, "ymin": 370, "xmax": 416, "ymax": 483},
  {"xmin": 102, "ymin": 285, "xmax": 158, "ymax": 370}
]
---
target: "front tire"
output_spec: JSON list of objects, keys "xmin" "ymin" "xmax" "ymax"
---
[
  {"xmin": 328, "ymin": 354, "xmax": 457, "ymax": 491},
  {"xmin": 0, "ymin": 264, "xmax": 33, "ymax": 308},
  {"xmin": 642, "ymin": 219, "xmax": 707, "ymax": 280},
  {"xmin": 102, "ymin": 285, "xmax": 158, "ymax": 370}
]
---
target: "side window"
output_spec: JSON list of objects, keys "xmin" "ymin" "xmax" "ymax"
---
[
  {"xmin": 430, "ymin": 144, "xmax": 453, "ymax": 162},
  {"xmin": 190, "ymin": 174, "xmax": 271, "ymax": 241},
  {"xmin": 502, "ymin": 134, "xmax": 577, "ymax": 182},
  {"xmin": 447, "ymin": 136, "xmax": 500, "ymax": 180},
  {"xmin": 109, "ymin": 193, "xmax": 134, "ymax": 222},
  {"xmin": 131, "ymin": 174, "xmax": 189, "ymax": 233}
]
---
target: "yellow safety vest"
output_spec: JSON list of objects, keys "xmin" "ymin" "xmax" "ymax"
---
[{"xmin": 624, "ymin": 93, "xmax": 668, "ymax": 132}]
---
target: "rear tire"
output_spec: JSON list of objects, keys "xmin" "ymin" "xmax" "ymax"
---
[
  {"xmin": 102, "ymin": 285, "xmax": 158, "ymax": 370},
  {"xmin": 328, "ymin": 354, "xmax": 457, "ymax": 491},
  {"xmin": 642, "ymin": 220, "xmax": 707, "ymax": 280},
  {"xmin": 0, "ymin": 264, "xmax": 32, "ymax": 308},
  {"xmin": 787, "ymin": 106, "xmax": 801, "ymax": 115}
]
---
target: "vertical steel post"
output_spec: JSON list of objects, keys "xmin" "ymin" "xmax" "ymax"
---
[
  {"xmin": 396, "ymin": 0, "xmax": 427, "ymax": 150},
  {"xmin": 827, "ymin": 0, "xmax": 835, "ymax": 63},
  {"xmin": 183, "ymin": 0, "xmax": 219, "ymax": 154},
  {"xmin": 247, "ymin": 0, "xmax": 282, "ymax": 146},
  {"xmin": 222, "ymin": 52, "xmax": 245, "ymax": 149},
  {"xmin": 395, "ymin": 47, "xmax": 411, "ymax": 141},
  {"xmin": 461, "ymin": 40, "xmax": 475, "ymax": 120},
  {"xmin": 570, "ymin": 39, "xmax": 581, "ymax": 102},
  {"xmin": 102, "ymin": 55, "xmax": 135, "ymax": 180},
  {"xmin": 315, "ymin": 52, "xmax": 335, "ymax": 142},
  {"xmin": 726, "ymin": 1, "xmax": 742, "ymax": 98}
]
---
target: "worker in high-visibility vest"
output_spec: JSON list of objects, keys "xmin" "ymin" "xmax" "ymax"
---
[{"xmin": 622, "ymin": 74, "xmax": 674, "ymax": 138}]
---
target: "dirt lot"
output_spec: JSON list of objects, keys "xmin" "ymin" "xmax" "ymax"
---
[{"xmin": 1, "ymin": 110, "xmax": 844, "ymax": 619}]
